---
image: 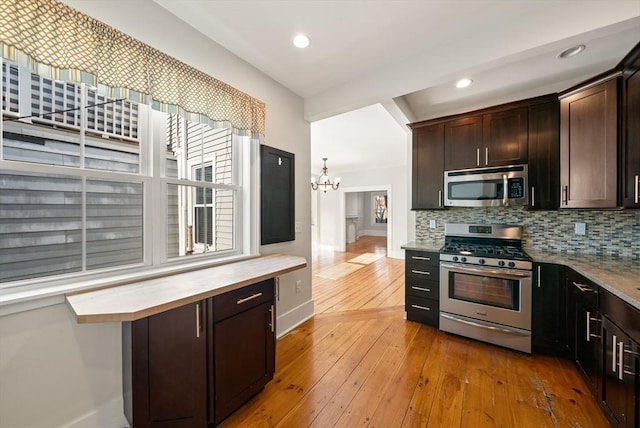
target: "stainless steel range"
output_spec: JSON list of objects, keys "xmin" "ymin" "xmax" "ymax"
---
[{"xmin": 439, "ymin": 223, "xmax": 533, "ymax": 353}]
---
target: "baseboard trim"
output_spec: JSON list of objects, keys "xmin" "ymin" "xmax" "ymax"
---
[
  {"xmin": 276, "ymin": 299, "xmax": 315, "ymax": 338},
  {"xmin": 61, "ymin": 396, "xmax": 129, "ymax": 428}
]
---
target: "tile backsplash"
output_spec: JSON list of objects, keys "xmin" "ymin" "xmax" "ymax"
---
[{"xmin": 416, "ymin": 208, "xmax": 640, "ymax": 259}]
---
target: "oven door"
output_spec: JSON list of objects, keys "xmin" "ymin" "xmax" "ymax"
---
[{"xmin": 439, "ymin": 262, "xmax": 532, "ymax": 330}]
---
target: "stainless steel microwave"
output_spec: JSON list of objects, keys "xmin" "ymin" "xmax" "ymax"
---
[{"xmin": 444, "ymin": 164, "xmax": 528, "ymax": 207}]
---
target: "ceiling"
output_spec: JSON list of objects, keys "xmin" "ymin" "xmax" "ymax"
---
[{"xmin": 153, "ymin": 0, "xmax": 640, "ymax": 172}]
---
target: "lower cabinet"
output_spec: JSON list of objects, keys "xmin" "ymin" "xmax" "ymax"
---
[
  {"xmin": 123, "ymin": 279, "xmax": 276, "ymax": 428},
  {"xmin": 405, "ymin": 250, "xmax": 439, "ymax": 327},
  {"xmin": 532, "ymin": 263, "xmax": 567, "ymax": 356}
]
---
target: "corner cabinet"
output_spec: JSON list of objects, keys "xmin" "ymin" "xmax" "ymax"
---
[
  {"xmin": 410, "ymin": 123, "xmax": 444, "ymax": 209},
  {"xmin": 123, "ymin": 279, "xmax": 276, "ymax": 428},
  {"xmin": 405, "ymin": 250, "xmax": 439, "ymax": 327},
  {"xmin": 560, "ymin": 78, "xmax": 618, "ymax": 208}
]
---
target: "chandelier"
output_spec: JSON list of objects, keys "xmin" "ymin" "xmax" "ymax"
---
[{"xmin": 310, "ymin": 158, "xmax": 341, "ymax": 192}]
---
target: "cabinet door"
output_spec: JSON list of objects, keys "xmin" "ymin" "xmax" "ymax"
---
[
  {"xmin": 602, "ymin": 317, "xmax": 637, "ymax": 428},
  {"xmin": 622, "ymin": 64, "xmax": 640, "ymax": 208},
  {"xmin": 261, "ymin": 145, "xmax": 294, "ymax": 244},
  {"xmin": 483, "ymin": 107, "xmax": 528, "ymax": 166},
  {"xmin": 574, "ymin": 297, "xmax": 602, "ymax": 396},
  {"xmin": 560, "ymin": 79, "xmax": 618, "ymax": 208},
  {"xmin": 444, "ymin": 116, "xmax": 483, "ymax": 170},
  {"xmin": 131, "ymin": 302, "xmax": 207, "ymax": 428},
  {"xmin": 411, "ymin": 123, "xmax": 444, "ymax": 209},
  {"xmin": 528, "ymin": 102, "xmax": 560, "ymax": 210},
  {"xmin": 532, "ymin": 263, "xmax": 566, "ymax": 356},
  {"xmin": 212, "ymin": 300, "xmax": 275, "ymax": 425}
]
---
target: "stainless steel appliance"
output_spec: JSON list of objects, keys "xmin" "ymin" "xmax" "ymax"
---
[
  {"xmin": 444, "ymin": 164, "xmax": 528, "ymax": 207},
  {"xmin": 439, "ymin": 223, "xmax": 532, "ymax": 353}
]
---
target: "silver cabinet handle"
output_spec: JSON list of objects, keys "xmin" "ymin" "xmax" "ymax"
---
[
  {"xmin": 411, "ymin": 304, "xmax": 431, "ymax": 311},
  {"xmin": 441, "ymin": 313, "xmax": 529, "ymax": 336},
  {"xmin": 618, "ymin": 340, "xmax": 624, "ymax": 380},
  {"xmin": 195, "ymin": 302, "xmax": 201, "ymax": 338},
  {"xmin": 562, "ymin": 185, "xmax": 568, "ymax": 205},
  {"xmin": 587, "ymin": 311, "xmax": 592, "ymax": 343},
  {"xmin": 502, "ymin": 174, "xmax": 508, "ymax": 206},
  {"xmin": 411, "ymin": 255, "xmax": 431, "ymax": 261},
  {"xmin": 537, "ymin": 265, "xmax": 541, "ymax": 288},
  {"xmin": 485, "ymin": 147, "xmax": 489, "ymax": 165},
  {"xmin": 411, "ymin": 269, "xmax": 431, "ymax": 276},
  {"xmin": 476, "ymin": 148, "xmax": 480, "ymax": 167},
  {"xmin": 411, "ymin": 286, "xmax": 431, "ymax": 292},
  {"xmin": 612, "ymin": 335, "xmax": 618, "ymax": 372},
  {"xmin": 269, "ymin": 304, "xmax": 274, "ymax": 333},
  {"xmin": 573, "ymin": 281, "xmax": 594, "ymax": 293},
  {"xmin": 531, "ymin": 186, "xmax": 535, "ymax": 207},
  {"xmin": 438, "ymin": 190, "xmax": 442, "ymax": 207},
  {"xmin": 635, "ymin": 175, "xmax": 639, "ymax": 204},
  {"xmin": 237, "ymin": 292, "xmax": 263, "ymax": 305}
]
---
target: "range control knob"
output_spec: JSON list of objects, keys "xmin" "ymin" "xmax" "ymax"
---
[
  {"xmin": 508, "ymin": 261, "xmax": 516, "ymax": 268},
  {"xmin": 478, "ymin": 258, "xmax": 485, "ymax": 265},
  {"xmin": 460, "ymin": 257, "xmax": 467, "ymax": 263},
  {"xmin": 497, "ymin": 260, "xmax": 505, "ymax": 267},
  {"xmin": 452, "ymin": 256, "xmax": 459, "ymax": 262}
]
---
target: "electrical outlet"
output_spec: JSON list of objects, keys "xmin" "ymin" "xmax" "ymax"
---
[
  {"xmin": 295, "ymin": 222, "xmax": 302, "ymax": 234},
  {"xmin": 574, "ymin": 222, "xmax": 586, "ymax": 235},
  {"xmin": 295, "ymin": 280, "xmax": 301, "ymax": 293},
  {"xmin": 429, "ymin": 220, "xmax": 436, "ymax": 229}
]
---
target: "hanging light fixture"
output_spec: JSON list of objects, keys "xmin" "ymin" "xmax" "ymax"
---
[{"xmin": 310, "ymin": 157, "xmax": 341, "ymax": 192}]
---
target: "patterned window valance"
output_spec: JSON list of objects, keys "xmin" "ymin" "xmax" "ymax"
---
[{"xmin": 0, "ymin": 0, "xmax": 265, "ymax": 136}]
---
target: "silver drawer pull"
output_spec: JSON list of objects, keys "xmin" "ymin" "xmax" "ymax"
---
[
  {"xmin": 411, "ymin": 304, "xmax": 431, "ymax": 311},
  {"xmin": 573, "ymin": 282, "xmax": 594, "ymax": 293},
  {"xmin": 411, "ymin": 286, "xmax": 431, "ymax": 292},
  {"xmin": 411, "ymin": 256, "xmax": 431, "ymax": 261},
  {"xmin": 411, "ymin": 269, "xmax": 431, "ymax": 276},
  {"xmin": 237, "ymin": 292, "xmax": 263, "ymax": 305}
]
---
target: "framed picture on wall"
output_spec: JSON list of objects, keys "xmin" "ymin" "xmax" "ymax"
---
[{"xmin": 260, "ymin": 145, "xmax": 295, "ymax": 245}]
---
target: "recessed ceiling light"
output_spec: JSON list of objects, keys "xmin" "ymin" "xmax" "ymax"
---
[
  {"xmin": 455, "ymin": 78, "xmax": 473, "ymax": 89},
  {"xmin": 558, "ymin": 44, "xmax": 585, "ymax": 59},
  {"xmin": 293, "ymin": 34, "xmax": 310, "ymax": 49}
]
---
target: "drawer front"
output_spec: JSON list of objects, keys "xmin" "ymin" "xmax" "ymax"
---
[
  {"xmin": 213, "ymin": 279, "xmax": 274, "ymax": 322},
  {"xmin": 405, "ymin": 277, "xmax": 439, "ymax": 300},
  {"xmin": 568, "ymin": 269, "xmax": 599, "ymax": 309},
  {"xmin": 406, "ymin": 296, "xmax": 439, "ymax": 327},
  {"xmin": 405, "ymin": 263, "xmax": 439, "ymax": 281},
  {"xmin": 405, "ymin": 250, "xmax": 439, "ymax": 267}
]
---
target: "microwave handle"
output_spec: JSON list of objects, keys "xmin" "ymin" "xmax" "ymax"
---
[{"xmin": 502, "ymin": 174, "xmax": 508, "ymax": 206}]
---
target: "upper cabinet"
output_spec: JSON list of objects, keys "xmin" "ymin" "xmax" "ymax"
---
[
  {"xmin": 483, "ymin": 107, "xmax": 528, "ymax": 166},
  {"xmin": 411, "ymin": 123, "xmax": 445, "ymax": 209},
  {"xmin": 528, "ymin": 101, "xmax": 560, "ymax": 210},
  {"xmin": 560, "ymin": 78, "xmax": 618, "ymax": 209},
  {"xmin": 621, "ymin": 45, "xmax": 640, "ymax": 209},
  {"xmin": 443, "ymin": 116, "xmax": 483, "ymax": 170}
]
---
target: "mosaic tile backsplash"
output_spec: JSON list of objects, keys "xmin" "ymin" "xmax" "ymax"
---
[{"xmin": 415, "ymin": 208, "xmax": 640, "ymax": 259}]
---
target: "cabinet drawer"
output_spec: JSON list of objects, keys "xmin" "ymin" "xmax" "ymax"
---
[
  {"xmin": 405, "ymin": 250, "xmax": 439, "ymax": 266},
  {"xmin": 406, "ymin": 263, "xmax": 439, "ymax": 280},
  {"xmin": 568, "ymin": 270, "xmax": 599, "ymax": 309},
  {"xmin": 213, "ymin": 279, "xmax": 274, "ymax": 322},
  {"xmin": 406, "ymin": 296, "xmax": 439, "ymax": 327},
  {"xmin": 405, "ymin": 278, "xmax": 439, "ymax": 300}
]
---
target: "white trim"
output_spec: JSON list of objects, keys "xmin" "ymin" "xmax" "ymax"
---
[
  {"xmin": 338, "ymin": 185, "xmax": 392, "ymax": 255},
  {"xmin": 276, "ymin": 299, "xmax": 315, "ymax": 338}
]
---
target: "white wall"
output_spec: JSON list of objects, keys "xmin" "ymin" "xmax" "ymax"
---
[
  {"xmin": 316, "ymin": 165, "xmax": 408, "ymax": 259},
  {"xmin": 0, "ymin": 1, "xmax": 312, "ymax": 427}
]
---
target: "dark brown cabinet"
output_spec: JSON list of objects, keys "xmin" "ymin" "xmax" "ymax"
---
[
  {"xmin": 410, "ymin": 123, "xmax": 444, "ymax": 209},
  {"xmin": 532, "ymin": 263, "xmax": 566, "ymax": 356},
  {"xmin": 211, "ymin": 280, "xmax": 275, "ymax": 425},
  {"xmin": 560, "ymin": 78, "xmax": 618, "ymax": 208},
  {"xmin": 125, "ymin": 302, "xmax": 207, "ymax": 428},
  {"xmin": 527, "ymin": 101, "xmax": 560, "ymax": 210},
  {"xmin": 483, "ymin": 107, "xmax": 528, "ymax": 166},
  {"xmin": 124, "ymin": 279, "xmax": 276, "ymax": 428},
  {"xmin": 405, "ymin": 250, "xmax": 439, "ymax": 327},
  {"xmin": 443, "ymin": 116, "xmax": 483, "ymax": 170},
  {"xmin": 621, "ymin": 47, "xmax": 640, "ymax": 209}
]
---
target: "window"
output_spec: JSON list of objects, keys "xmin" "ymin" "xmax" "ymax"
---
[{"xmin": 0, "ymin": 59, "xmax": 256, "ymax": 291}]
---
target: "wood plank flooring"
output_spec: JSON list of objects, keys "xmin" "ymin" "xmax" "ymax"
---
[{"xmin": 220, "ymin": 236, "xmax": 610, "ymax": 427}]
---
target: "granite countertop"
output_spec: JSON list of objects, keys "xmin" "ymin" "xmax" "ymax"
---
[{"xmin": 401, "ymin": 242, "xmax": 639, "ymax": 310}]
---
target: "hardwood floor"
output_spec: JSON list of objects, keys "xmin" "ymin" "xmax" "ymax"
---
[{"xmin": 220, "ymin": 236, "xmax": 610, "ymax": 427}]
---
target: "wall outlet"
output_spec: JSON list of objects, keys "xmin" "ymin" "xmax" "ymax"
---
[
  {"xmin": 429, "ymin": 220, "xmax": 436, "ymax": 229},
  {"xmin": 295, "ymin": 222, "xmax": 302, "ymax": 234},
  {"xmin": 574, "ymin": 222, "xmax": 586, "ymax": 235},
  {"xmin": 295, "ymin": 280, "xmax": 301, "ymax": 293}
]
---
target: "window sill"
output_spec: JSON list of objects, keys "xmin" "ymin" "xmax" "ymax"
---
[{"xmin": 0, "ymin": 253, "xmax": 258, "ymax": 317}]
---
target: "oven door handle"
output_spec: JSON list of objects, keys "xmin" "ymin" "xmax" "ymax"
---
[
  {"xmin": 440, "ymin": 262, "xmax": 531, "ymax": 280},
  {"xmin": 441, "ymin": 313, "xmax": 530, "ymax": 337}
]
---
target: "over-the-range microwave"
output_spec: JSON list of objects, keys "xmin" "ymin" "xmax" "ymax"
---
[{"xmin": 444, "ymin": 164, "xmax": 528, "ymax": 207}]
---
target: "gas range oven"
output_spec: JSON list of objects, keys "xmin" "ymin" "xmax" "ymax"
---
[{"xmin": 439, "ymin": 223, "xmax": 533, "ymax": 353}]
